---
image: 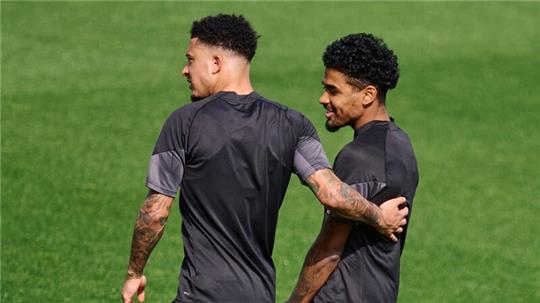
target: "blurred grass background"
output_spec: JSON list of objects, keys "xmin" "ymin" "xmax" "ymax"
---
[{"xmin": 2, "ymin": 1, "xmax": 539, "ymax": 302}]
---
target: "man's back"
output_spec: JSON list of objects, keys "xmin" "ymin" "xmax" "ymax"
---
[
  {"xmin": 149, "ymin": 91, "xmax": 327, "ymax": 302},
  {"xmin": 313, "ymin": 120, "xmax": 419, "ymax": 303}
]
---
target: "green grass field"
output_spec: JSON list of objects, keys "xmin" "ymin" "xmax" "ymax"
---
[{"xmin": 2, "ymin": 2, "xmax": 539, "ymax": 302}]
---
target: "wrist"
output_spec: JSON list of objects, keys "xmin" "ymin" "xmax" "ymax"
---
[
  {"xmin": 126, "ymin": 269, "xmax": 143, "ymax": 280},
  {"xmin": 374, "ymin": 206, "xmax": 384, "ymax": 229}
]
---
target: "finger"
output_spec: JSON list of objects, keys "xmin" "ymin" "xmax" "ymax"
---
[
  {"xmin": 137, "ymin": 285, "xmax": 145, "ymax": 302},
  {"xmin": 396, "ymin": 196, "xmax": 407, "ymax": 205},
  {"xmin": 396, "ymin": 227, "xmax": 403, "ymax": 234},
  {"xmin": 138, "ymin": 276, "xmax": 147, "ymax": 302},
  {"xmin": 390, "ymin": 197, "xmax": 407, "ymax": 207},
  {"xmin": 121, "ymin": 294, "xmax": 132, "ymax": 303},
  {"xmin": 389, "ymin": 233, "xmax": 398, "ymax": 242},
  {"xmin": 401, "ymin": 209, "xmax": 409, "ymax": 218},
  {"xmin": 400, "ymin": 218, "xmax": 407, "ymax": 226},
  {"xmin": 121, "ymin": 288, "xmax": 133, "ymax": 303}
]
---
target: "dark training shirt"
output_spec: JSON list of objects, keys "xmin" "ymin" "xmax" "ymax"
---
[
  {"xmin": 145, "ymin": 91, "xmax": 330, "ymax": 303},
  {"xmin": 314, "ymin": 120, "xmax": 419, "ymax": 303}
]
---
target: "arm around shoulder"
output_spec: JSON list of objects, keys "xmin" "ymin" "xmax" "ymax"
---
[
  {"xmin": 305, "ymin": 169, "xmax": 381, "ymax": 224},
  {"xmin": 305, "ymin": 169, "xmax": 408, "ymax": 242}
]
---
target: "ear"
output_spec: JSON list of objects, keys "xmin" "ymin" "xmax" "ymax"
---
[
  {"xmin": 211, "ymin": 55, "xmax": 222, "ymax": 74},
  {"xmin": 362, "ymin": 85, "xmax": 378, "ymax": 106}
]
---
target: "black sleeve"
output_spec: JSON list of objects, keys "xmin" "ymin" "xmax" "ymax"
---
[{"xmin": 145, "ymin": 108, "xmax": 190, "ymax": 197}]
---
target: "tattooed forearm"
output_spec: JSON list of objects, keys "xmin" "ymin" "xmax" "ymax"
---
[
  {"xmin": 126, "ymin": 191, "xmax": 173, "ymax": 279},
  {"xmin": 307, "ymin": 169, "xmax": 381, "ymax": 227},
  {"xmin": 336, "ymin": 182, "xmax": 380, "ymax": 226}
]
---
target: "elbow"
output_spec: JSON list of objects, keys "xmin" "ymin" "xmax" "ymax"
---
[
  {"xmin": 149, "ymin": 213, "xmax": 167, "ymax": 227},
  {"xmin": 321, "ymin": 251, "xmax": 341, "ymax": 270},
  {"xmin": 325, "ymin": 252, "xmax": 341, "ymax": 265},
  {"xmin": 309, "ymin": 246, "xmax": 342, "ymax": 267},
  {"xmin": 137, "ymin": 209, "xmax": 169, "ymax": 228},
  {"xmin": 317, "ymin": 187, "xmax": 341, "ymax": 210}
]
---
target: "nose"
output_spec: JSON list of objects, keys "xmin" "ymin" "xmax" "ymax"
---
[
  {"xmin": 182, "ymin": 65, "xmax": 189, "ymax": 77},
  {"xmin": 319, "ymin": 91, "xmax": 329, "ymax": 105}
]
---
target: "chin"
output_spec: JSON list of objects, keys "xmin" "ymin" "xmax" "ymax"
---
[
  {"xmin": 325, "ymin": 121, "xmax": 341, "ymax": 132},
  {"xmin": 190, "ymin": 90, "xmax": 211, "ymax": 102}
]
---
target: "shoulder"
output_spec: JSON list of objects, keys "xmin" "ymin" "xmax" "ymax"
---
[
  {"xmin": 340, "ymin": 124, "xmax": 389, "ymax": 160},
  {"xmin": 387, "ymin": 121, "xmax": 414, "ymax": 146},
  {"xmin": 385, "ymin": 121, "xmax": 418, "ymax": 170},
  {"xmin": 256, "ymin": 94, "xmax": 291, "ymax": 112},
  {"xmin": 258, "ymin": 96, "xmax": 308, "ymax": 126},
  {"xmin": 334, "ymin": 123, "xmax": 389, "ymax": 175},
  {"xmin": 257, "ymin": 94, "xmax": 318, "ymax": 136},
  {"xmin": 334, "ymin": 141, "xmax": 381, "ymax": 168},
  {"xmin": 167, "ymin": 95, "xmax": 220, "ymax": 120},
  {"xmin": 252, "ymin": 93, "xmax": 308, "ymax": 120},
  {"xmin": 161, "ymin": 95, "xmax": 226, "ymax": 132}
]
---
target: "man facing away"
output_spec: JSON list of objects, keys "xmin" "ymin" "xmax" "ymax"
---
[
  {"xmin": 120, "ymin": 15, "xmax": 409, "ymax": 303},
  {"xmin": 288, "ymin": 33, "xmax": 419, "ymax": 303}
]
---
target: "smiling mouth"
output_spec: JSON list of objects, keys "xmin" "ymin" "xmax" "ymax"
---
[
  {"xmin": 325, "ymin": 111, "xmax": 334, "ymax": 119},
  {"xmin": 324, "ymin": 105, "xmax": 334, "ymax": 119}
]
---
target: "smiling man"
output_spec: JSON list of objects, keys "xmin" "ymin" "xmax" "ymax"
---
[
  {"xmin": 120, "ymin": 16, "xmax": 409, "ymax": 303},
  {"xmin": 288, "ymin": 34, "xmax": 419, "ymax": 303}
]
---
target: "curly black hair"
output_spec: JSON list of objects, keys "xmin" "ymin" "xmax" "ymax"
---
[
  {"xmin": 191, "ymin": 14, "xmax": 259, "ymax": 61},
  {"xmin": 323, "ymin": 33, "xmax": 399, "ymax": 101}
]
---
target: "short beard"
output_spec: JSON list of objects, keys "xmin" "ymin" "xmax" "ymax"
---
[
  {"xmin": 325, "ymin": 121, "xmax": 341, "ymax": 132},
  {"xmin": 191, "ymin": 95, "xmax": 205, "ymax": 102}
]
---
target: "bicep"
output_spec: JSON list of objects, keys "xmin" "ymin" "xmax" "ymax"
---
[
  {"xmin": 291, "ymin": 114, "xmax": 330, "ymax": 184},
  {"xmin": 146, "ymin": 149, "xmax": 185, "ymax": 197},
  {"xmin": 146, "ymin": 110, "xmax": 189, "ymax": 197}
]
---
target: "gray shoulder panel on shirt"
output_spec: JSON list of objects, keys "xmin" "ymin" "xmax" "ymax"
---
[
  {"xmin": 294, "ymin": 136, "xmax": 331, "ymax": 183},
  {"xmin": 145, "ymin": 149, "xmax": 185, "ymax": 197}
]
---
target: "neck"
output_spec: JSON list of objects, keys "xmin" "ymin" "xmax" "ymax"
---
[
  {"xmin": 218, "ymin": 80, "xmax": 253, "ymax": 95},
  {"xmin": 213, "ymin": 61, "xmax": 254, "ymax": 95},
  {"xmin": 352, "ymin": 104, "xmax": 390, "ymax": 129}
]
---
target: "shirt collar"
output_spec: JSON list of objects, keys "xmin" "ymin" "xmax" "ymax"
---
[
  {"xmin": 353, "ymin": 118, "xmax": 394, "ymax": 138},
  {"xmin": 215, "ymin": 91, "xmax": 260, "ymax": 103}
]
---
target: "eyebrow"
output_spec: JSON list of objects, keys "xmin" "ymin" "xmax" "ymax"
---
[{"xmin": 321, "ymin": 81, "xmax": 339, "ymax": 91}]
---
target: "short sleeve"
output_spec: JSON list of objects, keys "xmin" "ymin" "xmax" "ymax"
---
[
  {"xmin": 145, "ymin": 109, "xmax": 188, "ymax": 197},
  {"xmin": 292, "ymin": 114, "xmax": 331, "ymax": 183}
]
